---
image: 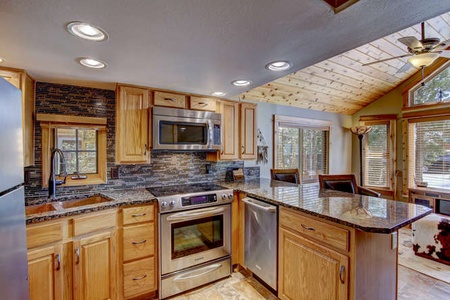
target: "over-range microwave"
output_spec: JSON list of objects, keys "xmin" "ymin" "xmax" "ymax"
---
[{"xmin": 152, "ymin": 107, "xmax": 221, "ymax": 151}]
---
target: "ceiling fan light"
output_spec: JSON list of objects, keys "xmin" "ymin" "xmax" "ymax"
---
[{"xmin": 408, "ymin": 53, "xmax": 440, "ymax": 68}]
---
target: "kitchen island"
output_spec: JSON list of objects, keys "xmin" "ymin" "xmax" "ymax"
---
[{"xmin": 220, "ymin": 178, "xmax": 431, "ymax": 300}]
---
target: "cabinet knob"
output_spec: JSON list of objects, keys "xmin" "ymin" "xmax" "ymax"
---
[{"xmin": 241, "ymin": 146, "xmax": 245, "ymax": 154}]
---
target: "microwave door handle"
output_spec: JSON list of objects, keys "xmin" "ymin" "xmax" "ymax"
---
[{"xmin": 166, "ymin": 206, "xmax": 226, "ymax": 221}]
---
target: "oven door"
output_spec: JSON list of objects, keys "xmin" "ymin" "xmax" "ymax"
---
[{"xmin": 160, "ymin": 204, "xmax": 231, "ymax": 275}]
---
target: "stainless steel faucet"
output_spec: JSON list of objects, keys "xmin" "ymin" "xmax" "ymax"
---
[{"xmin": 48, "ymin": 147, "xmax": 67, "ymax": 199}]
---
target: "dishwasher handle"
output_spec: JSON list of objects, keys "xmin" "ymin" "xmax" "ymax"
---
[{"xmin": 242, "ymin": 197, "xmax": 276, "ymax": 213}]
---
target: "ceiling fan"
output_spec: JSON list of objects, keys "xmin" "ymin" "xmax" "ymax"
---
[{"xmin": 363, "ymin": 22, "xmax": 450, "ymax": 73}]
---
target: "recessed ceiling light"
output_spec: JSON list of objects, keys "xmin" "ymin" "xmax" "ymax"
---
[
  {"xmin": 77, "ymin": 57, "xmax": 107, "ymax": 69},
  {"xmin": 67, "ymin": 21, "xmax": 108, "ymax": 41},
  {"xmin": 0, "ymin": 57, "xmax": 5, "ymax": 63},
  {"xmin": 265, "ymin": 61, "xmax": 292, "ymax": 71},
  {"xmin": 231, "ymin": 80, "xmax": 252, "ymax": 87},
  {"xmin": 211, "ymin": 92, "xmax": 226, "ymax": 97}
]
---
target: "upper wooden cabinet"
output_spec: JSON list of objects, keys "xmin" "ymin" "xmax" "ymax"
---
[
  {"xmin": 190, "ymin": 96, "xmax": 217, "ymax": 111},
  {"xmin": 240, "ymin": 102, "xmax": 257, "ymax": 160},
  {"xmin": 154, "ymin": 91, "xmax": 186, "ymax": 108},
  {"xmin": 116, "ymin": 85, "xmax": 151, "ymax": 164},
  {"xmin": 207, "ymin": 101, "xmax": 257, "ymax": 161},
  {"xmin": 0, "ymin": 67, "xmax": 35, "ymax": 166}
]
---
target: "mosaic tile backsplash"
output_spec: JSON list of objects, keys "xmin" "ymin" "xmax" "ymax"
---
[{"xmin": 25, "ymin": 82, "xmax": 259, "ymax": 201}]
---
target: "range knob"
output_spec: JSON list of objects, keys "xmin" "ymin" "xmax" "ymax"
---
[
  {"xmin": 228, "ymin": 194, "xmax": 233, "ymax": 199},
  {"xmin": 222, "ymin": 194, "xmax": 227, "ymax": 200},
  {"xmin": 169, "ymin": 201, "xmax": 176, "ymax": 207},
  {"xmin": 161, "ymin": 201, "xmax": 168, "ymax": 208}
]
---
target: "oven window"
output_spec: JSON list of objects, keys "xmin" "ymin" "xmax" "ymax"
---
[
  {"xmin": 160, "ymin": 121, "xmax": 207, "ymax": 144},
  {"xmin": 172, "ymin": 215, "xmax": 223, "ymax": 259}
]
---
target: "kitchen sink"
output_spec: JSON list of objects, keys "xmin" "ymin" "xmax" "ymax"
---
[
  {"xmin": 56, "ymin": 196, "xmax": 112, "ymax": 209},
  {"xmin": 25, "ymin": 203, "xmax": 57, "ymax": 215}
]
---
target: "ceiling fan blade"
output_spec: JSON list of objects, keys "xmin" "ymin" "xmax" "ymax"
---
[
  {"xmin": 432, "ymin": 39, "xmax": 450, "ymax": 50},
  {"xmin": 362, "ymin": 54, "xmax": 412, "ymax": 66},
  {"xmin": 396, "ymin": 62, "xmax": 412, "ymax": 74},
  {"xmin": 398, "ymin": 36, "xmax": 424, "ymax": 51}
]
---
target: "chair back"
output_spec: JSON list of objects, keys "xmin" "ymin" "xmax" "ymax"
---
[
  {"xmin": 318, "ymin": 174, "xmax": 359, "ymax": 194},
  {"xmin": 270, "ymin": 169, "xmax": 300, "ymax": 184}
]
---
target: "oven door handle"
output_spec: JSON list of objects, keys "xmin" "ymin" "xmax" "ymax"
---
[
  {"xmin": 166, "ymin": 206, "xmax": 226, "ymax": 221},
  {"xmin": 173, "ymin": 263, "xmax": 222, "ymax": 282}
]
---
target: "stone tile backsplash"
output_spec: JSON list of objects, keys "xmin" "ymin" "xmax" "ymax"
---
[{"xmin": 25, "ymin": 82, "xmax": 259, "ymax": 201}]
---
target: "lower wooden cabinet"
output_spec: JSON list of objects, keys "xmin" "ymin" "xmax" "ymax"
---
[
  {"xmin": 279, "ymin": 228, "xmax": 348, "ymax": 300},
  {"xmin": 27, "ymin": 244, "xmax": 63, "ymax": 300},
  {"xmin": 73, "ymin": 230, "xmax": 118, "ymax": 300}
]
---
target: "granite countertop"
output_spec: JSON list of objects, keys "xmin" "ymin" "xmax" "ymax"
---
[
  {"xmin": 25, "ymin": 189, "xmax": 157, "ymax": 224},
  {"xmin": 219, "ymin": 178, "xmax": 432, "ymax": 233}
]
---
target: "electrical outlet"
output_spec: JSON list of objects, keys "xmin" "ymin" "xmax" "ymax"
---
[{"xmin": 110, "ymin": 167, "xmax": 119, "ymax": 179}]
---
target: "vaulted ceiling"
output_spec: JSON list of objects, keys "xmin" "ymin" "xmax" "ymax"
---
[{"xmin": 241, "ymin": 12, "xmax": 450, "ymax": 115}]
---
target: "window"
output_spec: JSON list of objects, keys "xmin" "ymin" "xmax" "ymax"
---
[
  {"xmin": 408, "ymin": 118, "xmax": 450, "ymax": 189},
  {"xmin": 409, "ymin": 63, "xmax": 450, "ymax": 107},
  {"xmin": 56, "ymin": 128, "xmax": 98, "ymax": 175},
  {"xmin": 37, "ymin": 114, "xmax": 107, "ymax": 187},
  {"xmin": 274, "ymin": 115, "xmax": 329, "ymax": 182},
  {"xmin": 360, "ymin": 116, "xmax": 396, "ymax": 193}
]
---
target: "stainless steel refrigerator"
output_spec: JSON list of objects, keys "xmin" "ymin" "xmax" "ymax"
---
[{"xmin": 0, "ymin": 77, "xmax": 30, "ymax": 299}]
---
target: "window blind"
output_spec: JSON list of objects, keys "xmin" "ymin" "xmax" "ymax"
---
[
  {"xmin": 409, "ymin": 118, "xmax": 450, "ymax": 189},
  {"xmin": 364, "ymin": 124, "xmax": 390, "ymax": 188}
]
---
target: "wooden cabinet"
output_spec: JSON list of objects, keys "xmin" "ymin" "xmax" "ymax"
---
[
  {"xmin": 26, "ymin": 209, "xmax": 118, "ymax": 300},
  {"xmin": 154, "ymin": 91, "xmax": 186, "ymax": 108},
  {"xmin": 27, "ymin": 243, "xmax": 63, "ymax": 300},
  {"xmin": 207, "ymin": 101, "xmax": 257, "ymax": 161},
  {"xmin": 279, "ymin": 228, "xmax": 348, "ymax": 300},
  {"xmin": 73, "ymin": 230, "xmax": 117, "ymax": 300},
  {"xmin": 190, "ymin": 96, "xmax": 217, "ymax": 111},
  {"xmin": 239, "ymin": 103, "xmax": 257, "ymax": 160},
  {"xmin": 116, "ymin": 85, "xmax": 151, "ymax": 164},
  {"xmin": 278, "ymin": 207, "xmax": 349, "ymax": 300},
  {"xmin": 0, "ymin": 67, "xmax": 35, "ymax": 166},
  {"xmin": 120, "ymin": 204, "xmax": 157, "ymax": 299}
]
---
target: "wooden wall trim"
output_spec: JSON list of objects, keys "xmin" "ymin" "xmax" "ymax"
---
[{"xmin": 36, "ymin": 113, "xmax": 107, "ymax": 125}]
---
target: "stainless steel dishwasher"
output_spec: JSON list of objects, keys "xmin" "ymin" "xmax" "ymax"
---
[{"xmin": 243, "ymin": 197, "xmax": 278, "ymax": 291}]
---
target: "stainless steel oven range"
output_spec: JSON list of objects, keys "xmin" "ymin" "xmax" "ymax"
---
[{"xmin": 148, "ymin": 183, "xmax": 233, "ymax": 299}]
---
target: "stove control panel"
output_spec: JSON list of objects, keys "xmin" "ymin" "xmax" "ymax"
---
[
  {"xmin": 158, "ymin": 190, "xmax": 233, "ymax": 212},
  {"xmin": 182, "ymin": 193, "xmax": 217, "ymax": 206}
]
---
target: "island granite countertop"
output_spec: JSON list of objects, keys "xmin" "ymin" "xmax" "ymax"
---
[
  {"xmin": 25, "ymin": 189, "xmax": 157, "ymax": 224},
  {"xmin": 219, "ymin": 178, "xmax": 432, "ymax": 233}
]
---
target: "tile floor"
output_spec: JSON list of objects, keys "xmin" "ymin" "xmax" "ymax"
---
[{"xmin": 169, "ymin": 265, "xmax": 450, "ymax": 300}]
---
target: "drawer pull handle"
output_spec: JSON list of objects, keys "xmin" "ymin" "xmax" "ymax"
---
[
  {"xmin": 339, "ymin": 265, "xmax": 345, "ymax": 284},
  {"xmin": 132, "ymin": 274, "xmax": 147, "ymax": 281},
  {"xmin": 163, "ymin": 97, "xmax": 175, "ymax": 102},
  {"xmin": 56, "ymin": 253, "xmax": 61, "ymax": 271},
  {"xmin": 301, "ymin": 224, "xmax": 315, "ymax": 231},
  {"xmin": 131, "ymin": 213, "xmax": 147, "ymax": 217},
  {"xmin": 75, "ymin": 248, "xmax": 80, "ymax": 264},
  {"xmin": 197, "ymin": 102, "xmax": 207, "ymax": 106},
  {"xmin": 132, "ymin": 239, "xmax": 147, "ymax": 245}
]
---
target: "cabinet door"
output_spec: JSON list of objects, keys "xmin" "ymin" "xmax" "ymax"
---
[
  {"xmin": 279, "ymin": 228, "xmax": 348, "ymax": 300},
  {"xmin": 116, "ymin": 85, "xmax": 150, "ymax": 164},
  {"xmin": 218, "ymin": 100, "xmax": 239, "ymax": 160},
  {"xmin": 73, "ymin": 230, "xmax": 118, "ymax": 300},
  {"xmin": 28, "ymin": 245, "xmax": 63, "ymax": 300},
  {"xmin": 240, "ymin": 103, "xmax": 257, "ymax": 160}
]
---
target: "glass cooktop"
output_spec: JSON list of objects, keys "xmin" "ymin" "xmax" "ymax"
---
[{"xmin": 147, "ymin": 183, "xmax": 228, "ymax": 197}]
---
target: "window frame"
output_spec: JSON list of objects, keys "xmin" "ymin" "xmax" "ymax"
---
[
  {"xmin": 37, "ymin": 114, "xmax": 107, "ymax": 188},
  {"xmin": 273, "ymin": 115, "xmax": 330, "ymax": 183},
  {"xmin": 359, "ymin": 115, "xmax": 396, "ymax": 196}
]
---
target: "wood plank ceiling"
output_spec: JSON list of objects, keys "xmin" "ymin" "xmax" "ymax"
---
[{"xmin": 240, "ymin": 12, "xmax": 450, "ymax": 115}]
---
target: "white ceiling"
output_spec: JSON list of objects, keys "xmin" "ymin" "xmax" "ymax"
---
[{"xmin": 1, "ymin": 0, "xmax": 450, "ymax": 98}]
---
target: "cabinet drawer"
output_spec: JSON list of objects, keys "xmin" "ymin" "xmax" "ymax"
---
[
  {"xmin": 280, "ymin": 207, "xmax": 349, "ymax": 252},
  {"xmin": 26, "ymin": 221, "xmax": 63, "ymax": 249},
  {"xmin": 73, "ymin": 209, "xmax": 117, "ymax": 236},
  {"xmin": 154, "ymin": 91, "xmax": 186, "ymax": 108},
  {"xmin": 123, "ymin": 223, "xmax": 154, "ymax": 261},
  {"xmin": 123, "ymin": 257, "xmax": 155, "ymax": 299},
  {"xmin": 122, "ymin": 205, "xmax": 154, "ymax": 225},
  {"xmin": 190, "ymin": 96, "xmax": 217, "ymax": 111}
]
